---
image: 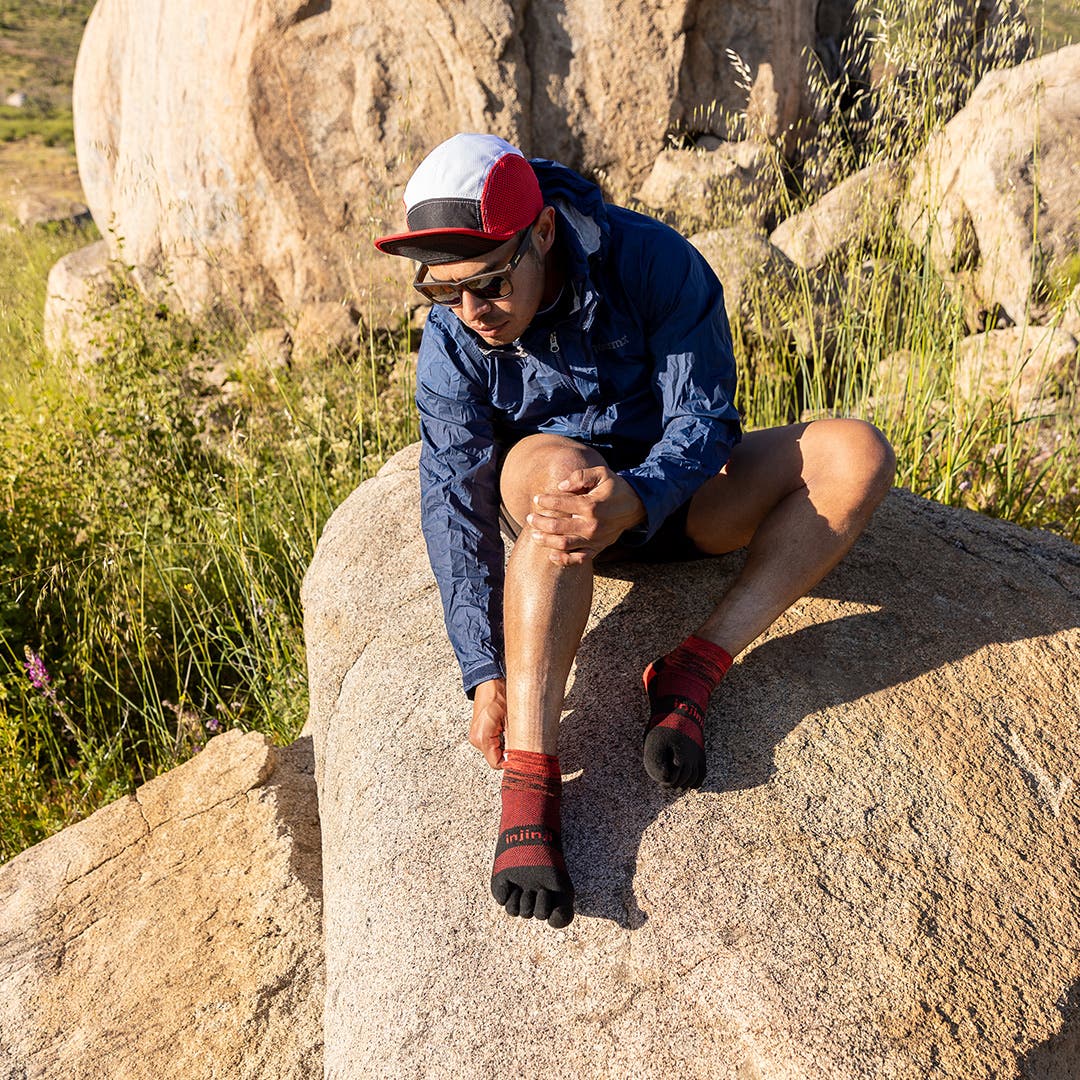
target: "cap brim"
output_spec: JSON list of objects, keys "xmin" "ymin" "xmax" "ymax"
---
[{"xmin": 374, "ymin": 226, "xmax": 513, "ymax": 265}]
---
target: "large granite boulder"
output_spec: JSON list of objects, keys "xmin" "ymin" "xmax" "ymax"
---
[
  {"xmin": 0, "ymin": 730, "xmax": 324, "ymax": 1079},
  {"xmin": 303, "ymin": 442, "xmax": 1080, "ymax": 1079},
  {"xmin": 954, "ymin": 323, "xmax": 1079, "ymax": 418},
  {"xmin": 900, "ymin": 44, "xmax": 1080, "ymax": 327},
  {"xmin": 72, "ymin": 0, "xmax": 851, "ymax": 326}
]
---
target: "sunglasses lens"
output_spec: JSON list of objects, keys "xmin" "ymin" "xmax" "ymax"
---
[
  {"xmin": 414, "ymin": 230, "xmax": 529, "ymax": 306},
  {"xmin": 418, "ymin": 281, "xmax": 463, "ymax": 305},
  {"xmin": 467, "ymin": 273, "xmax": 512, "ymax": 300}
]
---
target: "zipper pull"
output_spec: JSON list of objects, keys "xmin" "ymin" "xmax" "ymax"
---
[{"xmin": 549, "ymin": 331, "xmax": 560, "ymax": 354}]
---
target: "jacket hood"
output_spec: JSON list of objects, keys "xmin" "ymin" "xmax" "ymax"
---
[{"xmin": 530, "ymin": 159, "xmax": 610, "ymax": 260}]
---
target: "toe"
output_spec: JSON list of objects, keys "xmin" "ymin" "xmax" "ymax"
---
[
  {"xmin": 503, "ymin": 885, "xmax": 523, "ymax": 917},
  {"xmin": 491, "ymin": 876, "xmax": 511, "ymax": 905},
  {"xmin": 549, "ymin": 900, "xmax": 574, "ymax": 929},
  {"xmin": 518, "ymin": 889, "xmax": 536, "ymax": 919},
  {"xmin": 533, "ymin": 889, "xmax": 554, "ymax": 922}
]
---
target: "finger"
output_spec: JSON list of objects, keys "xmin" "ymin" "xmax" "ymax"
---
[
  {"xmin": 527, "ymin": 513, "xmax": 596, "ymax": 541},
  {"xmin": 556, "ymin": 466, "xmax": 607, "ymax": 493},
  {"xmin": 531, "ymin": 530, "xmax": 586, "ymax": 553},
  {"xmin": 484, "ymin": 740, "xmax": 504, "ymax": 769},
  {"xmin": 548, "ymin": 549, "xmax": 593, "ymax": 566},
  {"xmin": 532, "ymin": 493, "xmax": 591, "ymax": 516},
  {"xmin": 526, "ymin": 511, "xmax": 570, "ymax": 533}
]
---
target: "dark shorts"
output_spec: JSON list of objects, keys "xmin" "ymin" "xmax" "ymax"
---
[{"xmin": 498, "ymin": 497, "xmax": 707, "ymax": 564}]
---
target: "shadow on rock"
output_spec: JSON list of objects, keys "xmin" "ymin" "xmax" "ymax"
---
[
  {"xmin": 556, "ymin": 491, "xmax": 1080, "ymax": 927},
  {"xmin": 1016, "ymin": 977, "xmax": 1080, "ymax": 1079},
  {"xmin": 268, "ymin": 735, "xmax": 325, "ymax": 904}
]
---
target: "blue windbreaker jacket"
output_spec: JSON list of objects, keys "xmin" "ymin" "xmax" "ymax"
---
[{"xmin": 416, "ymin": 159, "xmax": 741, "ymax": 694}]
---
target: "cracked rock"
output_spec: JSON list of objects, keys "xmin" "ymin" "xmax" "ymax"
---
[{"xmin": 0, "ymin": 730, "xmax": 324, "ymax": 1079}]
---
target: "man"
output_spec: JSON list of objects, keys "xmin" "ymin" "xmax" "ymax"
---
[{"xmin": 375, "ymin": 133, "xmax": 894, "ymax": 930}]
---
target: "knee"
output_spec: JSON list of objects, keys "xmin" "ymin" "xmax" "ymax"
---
[
  {"xmin": 807, "ymin": 418, "xmax": 895, "ymax": 507},
  {"xmin": 500, "ymin": 435, "xmax": 606, "ymax": 525}
]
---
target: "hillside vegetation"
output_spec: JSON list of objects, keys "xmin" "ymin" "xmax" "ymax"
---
[{"xmin": 0, "ymin": 0, "xmax": 1078, "ymax": 861}]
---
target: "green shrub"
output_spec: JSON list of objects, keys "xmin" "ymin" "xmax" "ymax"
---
[{"xmin": 0, "ymin": 229, "xmax": 417, "ymax": 860}]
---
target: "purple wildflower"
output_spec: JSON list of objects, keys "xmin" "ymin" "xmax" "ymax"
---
[
  {"xmin": 205, "ymin": 714, "xmax": 221, "ymax": 734},
  {"xmin": 23, "ymin": 647, "xmax": 51, "ymax": 692}
]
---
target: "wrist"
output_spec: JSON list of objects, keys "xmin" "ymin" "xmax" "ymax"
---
[
  {"xmin": 474, "ymin": 677, "xmax": 506, "ymax": 703},
  {"xmin": 613, "ymin": 474, "xmax": 646, "ymax": 530}
]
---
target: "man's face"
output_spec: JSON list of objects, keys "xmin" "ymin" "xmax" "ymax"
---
[{"xmin": 424, "ymin": 208, "xmax": 555, "ymax": 347}]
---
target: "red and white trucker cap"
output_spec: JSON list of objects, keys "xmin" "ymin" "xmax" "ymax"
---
[{"xmin": 374, "ymin": 133, "xmax": 543, "ymax": 265}]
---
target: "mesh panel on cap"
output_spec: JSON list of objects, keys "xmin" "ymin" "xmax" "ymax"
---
[{"xmin": 479, "ymin": 153, "xmax": 543, "ymax": 236}]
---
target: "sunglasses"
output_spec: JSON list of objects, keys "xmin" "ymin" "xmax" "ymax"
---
[{"xmin": 412, "ymin": 224, "xmax": 535, "ymax": 307}]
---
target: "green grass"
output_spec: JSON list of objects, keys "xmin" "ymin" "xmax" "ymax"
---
[
  {"xmin": 735, "ymin": 235, "xmax": 1080, "ymax": 537},
  {"xmin": 1034, "ymin": 0, "xmax": 1080, "ymax": 49},
  {"xmin": 0, "ymin": 103, "xmax": 72, "ymax": 148},
  {"xmin": 0, "ymin": 0, "xmax": 89, "ymax": 149},
  {"xmin": 0, "ymin": 1, "xmax": 93, "ymax": 106},
  {"xmin": 0, "ymin": 226, "xmax": 418, "ymax": 860}
]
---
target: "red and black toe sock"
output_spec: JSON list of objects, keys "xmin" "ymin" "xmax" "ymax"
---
[
  {"xmin": 491, "ymin": 749, "xmax": 574, "ymax": 927},
  {"xmin": 643, "ymin": 635, "xmax": 732, "ymax": 790}
]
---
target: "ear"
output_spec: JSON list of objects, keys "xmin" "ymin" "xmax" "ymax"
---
[{"xmin": 534, "ymin": 205, "xmax": 557, "ymax": 256}]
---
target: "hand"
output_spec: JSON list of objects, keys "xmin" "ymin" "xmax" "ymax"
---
[
  {"xmin": 470, "ymin": 678, "xmax": 507, "ymax": 769},
  {"xmin": 526, "ymin": 465, "xmax": 646, "ymax": 566}
]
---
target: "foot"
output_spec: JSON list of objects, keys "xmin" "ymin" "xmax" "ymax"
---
[
  {"xmin": 490, "ymin": 750, "xmax": 574, "ymax": 928},
  {"xmin": 642, "ymin": 636, "xmax": 732, "ymax": 790}
]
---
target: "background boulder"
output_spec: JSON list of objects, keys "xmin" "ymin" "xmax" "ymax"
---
[
  {"xmin": 302, "ymin": 443, "xmax": 1080, "ymax": 1079},
  {"xmin": 43, "ymin": 238, "xmax": 115, "ymax": 359},
  {"xmin": 73, "ymin": 0, "xmax": 852, "ymax": 326},
  {"xmin": 0, "ymin": 730, "xmax": 324, "ymax": 1079},
  {"xmin": 769, "ymin": 160, "xmax": 903, "ymax": 270},
  {"xmin": 900, "ymin": 44, "xmax": 1080, "ymax": 327},
  {"xmin": 954, "ymin": 323, "xmax": 1079, "ymax": 417}
]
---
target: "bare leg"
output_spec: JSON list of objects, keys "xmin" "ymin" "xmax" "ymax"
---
[
  {"xmin": 687, "ymin": 419, "xmax": 896, "ymax": 654},
  {"xmin": 490, "ymin": 434, "xmax": 604, "ymax": 926},
  {"xmin": 643, "ymin": 419, "xmax": 895, "ymax": 789},
  {"xmin": 500, "ymin": 435, "xmax": 605, "ymax": 753}
]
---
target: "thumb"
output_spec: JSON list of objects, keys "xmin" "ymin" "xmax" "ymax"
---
[{"xmin": 557, "ymin": 465, "xmax": 608, "ymax": 493}]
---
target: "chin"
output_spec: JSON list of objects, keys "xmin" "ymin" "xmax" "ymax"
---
[{"xmin": 475, "ymin": 324, "xmax": 517, "ymax": 345}]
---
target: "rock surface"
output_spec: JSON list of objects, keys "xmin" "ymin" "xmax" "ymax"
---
[
  {"xmin": 0, "ymin": 730, "xmax": 324, "ymax": 1079},
  {"xmin": 900, "ymin": 44, "xmax": 1080, "ymax": 326},
  {"xmin": 43, "ymin": 239, "xmax": 115, "ymax": 359},
  {"xmin": 635, "ymin": 142, "xmax": 770, "ymax": 231},
  {"xmin": 303, "ymin": 442, "xmax": 1080, "ymax": 1080},
  {"xmin": 72, "ymin": 0, "xmax": 850, "ymax": 325},
  {"xmin": 291, "ymin": 301, "xmax": 361, "ymax": 366},
  {"xmin": 770, "ymin": 160, "xmax": 903, "ymax": 270},
  {"xmin": 14, "ymin": 193, "xmax": 90, "ymax": 229},
  {"xmin": 954, "ymin": 323, "xmax": 1079, "ymax": 417},
  {"xmin": 688, "ymin": 223, "xmax": 794, "ymax": 332}
]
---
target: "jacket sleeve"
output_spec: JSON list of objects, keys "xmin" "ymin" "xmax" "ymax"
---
[
  {"xmin": 616, "ymin": 226, "xmax": 741, "ymax": 541},
  {"xmin": 415, "ymin": 324, "xmax": 506, "ymax": 696}
]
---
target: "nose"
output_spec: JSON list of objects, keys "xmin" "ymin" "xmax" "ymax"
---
[{"xmin": 459, "ymin": 289, "xmax": 492, "ymax": 321}]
